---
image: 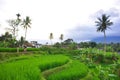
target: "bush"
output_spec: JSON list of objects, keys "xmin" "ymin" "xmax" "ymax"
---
[
  {"xmin": 93, "ymin": 53, "xmax": 119, "ymax": 64},
  {"xmin": 40, "ymin": 46, "xmax": 69, "ymax": 54}
]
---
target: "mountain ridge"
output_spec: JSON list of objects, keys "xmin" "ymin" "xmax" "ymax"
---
[{"xmin": 92, "ymin": 36, "xmax": 120, "ymax": 43}]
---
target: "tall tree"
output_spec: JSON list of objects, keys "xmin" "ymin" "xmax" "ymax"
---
[
  {"xmin": 7, "ymin": 20, "xmax": 18, "ymax": 39},
  {"xmin": 59, "ymin": 34, "xmax": 63, "ymax": 47},
  {"xmin": 22, "ymin": 16, "xmax": 31, "ymax": 40},
  {"xmin": 7, "ymin": 13, "xmax": 21, "ymax": 40},
  {"xmin": 16, "ymin": 13, "xmax": 21, "ymax": 52},
  {"xmin": 16, "ymin": 13, "xmax": 21, "ymax": 26},
  {"xmin": 49, "ymin": 33, "xmax": 53, "ymax": 45},
  {"xmin": 95, "ymin": 14, "xmax": 113, "ymax": 52}
]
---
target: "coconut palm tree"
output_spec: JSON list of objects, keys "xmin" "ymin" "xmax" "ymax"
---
[
  {"xmin": 16, "ymin": 13, "xmax": 21, "ymax": 26},
  {"xmin": 59, "ymin": 34, "xmax": 63, "ymax": 42},
  {"xmin": 16, "ymin": 13, "xmax": 22, "ymax": 52},
  {"xmin": 49, "ymin": 33, "xmax": 53, "ymax": 45},
  {"xmin": 22, "ymin": 16, "xmax": 31, "ymax": 40},
  {"xmin": 59, "ymin": 34, "xmax": 63, "ymax": 47},
  {"xmin": 95, "ymin": 14, "xmax": 113, "ymax": 52},
  {"xmin": 16, "ymin": 13, "xmax": 20, "ymax": 18}
]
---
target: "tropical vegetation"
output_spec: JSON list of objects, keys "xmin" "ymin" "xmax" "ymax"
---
[{"xmin": 0, "ymin": 13, "xmax": 120, "ymax": 80}]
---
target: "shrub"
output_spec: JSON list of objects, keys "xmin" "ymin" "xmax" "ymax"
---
[
  {"xmin": 40, "ymin": 46, "xmax": 69, "ymax": 54},
  {"xmin": 93, "ymin": 53, "xmax": 119, "ymax": 64},
  {"xmin": 115, "ymin": 64, "xmax": 120, "ymax": 77}
]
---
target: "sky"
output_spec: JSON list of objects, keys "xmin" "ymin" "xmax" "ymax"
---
[{"xmin": 0, "ymin": 0, "xmax": 120, "ymax": 44}]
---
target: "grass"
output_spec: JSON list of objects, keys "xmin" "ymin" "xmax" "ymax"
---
[
  {"xmin": 0, "ymin": 54, "xmax": 69, "ymax": 80},
  {"xmin": 0, "ymin": 48, "xmax": 40, "ymax": 52},
  {"xmin": 0, "ymin": 62, "xmax": 40, "ymax": 80},
  {"xmin": 38, "ymin": 55, "xmax": 69, "ymax": 71},
  {"xmin": 47, "ymin": 60, "xmax": 88, "ymax": 80},
  {"xmin": 42, "ymin": 59, "xmax": 72, "ymax": 78}
]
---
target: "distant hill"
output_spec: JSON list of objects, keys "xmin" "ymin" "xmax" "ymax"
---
[{"xmin": 92, "ymin": 36, "xmax": 120, "ymax": 43}]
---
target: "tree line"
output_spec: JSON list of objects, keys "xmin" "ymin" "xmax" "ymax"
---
[
  {"xmin": 0, "ymin": 13, "xmax": 119, "ymax": 53},
  {"xmin": 53, "ymin": 39, "xmax": 120, "ymax": 52}
]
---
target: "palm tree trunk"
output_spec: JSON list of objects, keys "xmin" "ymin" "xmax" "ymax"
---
[
  {"xmin": 51, "ymin": 39, "xmax": 52, "ymax": 45},
  {"xmin": 61, "ymin": 40, "xmax": 63, "ymax": 48},
  {"xmin": 23, "ymin": 28, "xmax": 27, "ymax": 52},
  {"xmin": 25, "ymin": 28, "xmax": 27, "ymax": 41},
  {"xmin": 104, "ymin": 31, "xmax": 106, "ymax": 53}
]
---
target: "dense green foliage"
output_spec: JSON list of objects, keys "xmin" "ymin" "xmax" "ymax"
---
[
  {"xmin": 72, "ymin": 49, "xmax": 120, "ymax": 80},
  {"xmin": 78, "ymin": 42, "xmax": 120, "ymax": 52},
  {"xmin": 40, "ymin": 46, "xmax": 69, "ymax": 54}
]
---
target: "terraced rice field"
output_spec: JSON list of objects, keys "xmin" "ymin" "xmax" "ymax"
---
[{"xmin": 0, "ymin": 54, "xmax": 88, "ymax": 80}]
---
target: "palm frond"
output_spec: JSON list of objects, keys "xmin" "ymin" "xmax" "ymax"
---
[{"xmin": 95, "ymin": 14, "xmax": 113, "ymax": 33}]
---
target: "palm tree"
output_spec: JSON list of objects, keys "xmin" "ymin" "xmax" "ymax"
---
[
  {"xmin": 49, "ymin": 33, "xmax": 53, "ymax": 45},
  {"xmin": 22, "ymin": 16, "xmax": 31, "ymax": 40},
  {"xmin": 95, "ymin": 14, "xmax": 113, "ymax": 52},
  {"xmin": 16, "ymin": 13, "xmax": 21, "ymax": 52},
  {"xmin": 59, "ymin": 34, "xmax": 63, "ymax": 47},
  {"xmin": 16, "ymin": 13, "xmax": 21, "ymax": 26},
  {"xmin": 59, "ymin": 34, "xmax": 63, "ymax": 42},
  {"xmin": 16, "ymin": 13, "xmax": 20, "ymax": 18}
]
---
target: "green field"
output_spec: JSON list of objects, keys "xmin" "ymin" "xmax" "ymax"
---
[
  {"xmin": 47, "ymin": 61, "xmax": 88, "ymax": 80},
  {"xmin": 0, "ymin": 54, "xmax": 70, "ymax": 80},
  {"xmin": 0, "ymin": 47, "xmax": 120, "ymax": 80}
]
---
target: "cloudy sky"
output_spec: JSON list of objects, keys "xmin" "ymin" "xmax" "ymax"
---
[{"xmin": 0, "ymin": 0, "xmax": 120, "ymax": 44}]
